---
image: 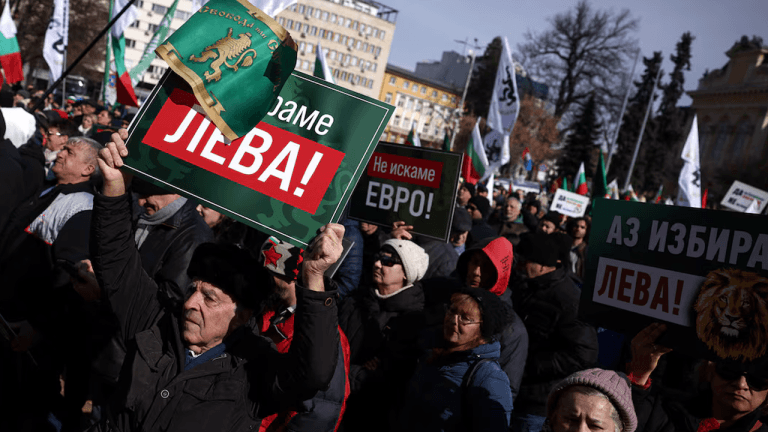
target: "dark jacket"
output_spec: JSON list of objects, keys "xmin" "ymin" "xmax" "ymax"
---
[
  {"xmin": 89, "ymin": 192, "xmax": 340, "ymax": 432},
  {"xmin": 338, "ymin": 282, "xmax": 427, "ymax": 432},
  {"xmin": 135, "ymin": 198, "xmax": 214, "ymax": 307},
  {"xmin": 422, "ymin": 237, "xmax": 528, "ymax": 401},
  {"xmin": 398, "ymin": 341, "xmax": 513, "ymax": 432},
  {"xmin": 467, "ymin": 218, "xmax": 497, "ymax": 249},
  {"xmin": 418, "ymin": 236, "xmax": 459, "ymax": 280},
  {"xmin": 633, "ymin": 385, "xmax": 768, "ymax": 432},
  {"xmin": 512, "ymin": 267, "xmax": 599, "ymax": 416},
  {"xmin": 334, "ymin": 218, "xmax": 363, "ymax": 300}
]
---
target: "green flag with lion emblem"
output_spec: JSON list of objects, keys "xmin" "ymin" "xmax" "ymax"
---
[{"xmin": 156, "ymin": 0, "xmax": 296, "ymax": 140}]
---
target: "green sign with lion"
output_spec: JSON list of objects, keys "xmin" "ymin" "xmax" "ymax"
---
[{"xmin": 582, "ymin": 199, "xmax": 768, "ymax": 363}]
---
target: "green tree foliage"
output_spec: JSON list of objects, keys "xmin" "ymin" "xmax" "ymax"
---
[
  {"xmin": 465, "ymin": 37, "xmax": 502, "ymax": 117},
  {"xmin": 558, "ymin": 94, "xmax": 601, "ymax": 178}
]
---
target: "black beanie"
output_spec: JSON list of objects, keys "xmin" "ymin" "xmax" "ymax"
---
[
  {"xmin": 454, "ymin": 286, "xmax": 510, "ymax": 339},
  {"xmin": 461, "ymin": 181, "xmax": 476, "ymax": 197},
  {"xmin": 542, "ymin": 211, "xmax": 562, "ymax": 227},
  {"xmin": 468, "ymin": 195, "xmax": 491, "ymax": 220},
  {"xmin": 451, "ymin": 206, "xmax": 472, "ymax": 233},
  {"xmin": 188, "ymin": 243, "xmax": 270, "ymax": 310},
  {"xmin": 516, "ymin": 232, "xmax": 559, "ymax": 267}
]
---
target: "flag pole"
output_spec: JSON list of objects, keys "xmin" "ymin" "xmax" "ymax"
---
[
  {"xmin": 623, "ymin": 63, "xmax": 662, "ymax": 192},
  {"xmin": 449, "ymin": 46, "xmax": 477, "ymax": 152},
  {"xmin": 606, "ymin": 49, "xmax": 640, "ymax": 173},
  {"xmin": 32, "ymin": 0, "xmax": 137, "ymax": 112}
]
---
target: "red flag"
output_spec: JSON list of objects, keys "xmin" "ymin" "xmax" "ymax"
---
[{"xmin": 702, "ymin": 188, "xmax": 708, "ymax": 208}]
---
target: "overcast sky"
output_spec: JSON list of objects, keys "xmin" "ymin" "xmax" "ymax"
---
[{"xmin": 380, "ymin": 0, "xmax": 768, "ymax": 106}]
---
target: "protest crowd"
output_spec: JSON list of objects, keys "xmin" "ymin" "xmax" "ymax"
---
[
  {"xmin": 1, "ymin": 0, "xmax": 767, "ymax": 430},
  {"xmin": 1, "ymin": 89, "xmax": 767, "ymax": 432}
]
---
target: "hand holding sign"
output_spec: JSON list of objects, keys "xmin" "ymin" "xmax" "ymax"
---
[
  {"xmin": 302, "ymin": 223, "xmax": 345, "ymax": 292},
  {"xmin": 391, "ymin": 221, "xmax": 414, "ymax": 240},
  {"xmin": 98, "ymin": 130, "xmax": 133, "ymax": 197},
  {"xmin": 627, "ymin": 323, "xmax": 673, "ymax": 386}
]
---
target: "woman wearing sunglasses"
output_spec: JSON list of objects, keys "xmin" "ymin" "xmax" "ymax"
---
[
  {"xmin": 627, "ymin": 323, "xmax": 768, "ymax": 432},
  {"xmin": 338, "ymin": 239, "xmax": 430, "ymax": 431},
  {"xmin": 397, "ymin": 287, "xmax": 513, "ymax": 431}
]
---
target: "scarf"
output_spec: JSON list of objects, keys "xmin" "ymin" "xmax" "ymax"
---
[{"xmin": 134, "ymin": 196, "xmax": 187, "ymax": 248}]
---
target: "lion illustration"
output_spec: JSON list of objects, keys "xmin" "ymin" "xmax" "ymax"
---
[
  {"xmin": 189, "ymin": 28, "xmax": 257, "ymax": 83},
  {"xmin": 694, "ymin": 268, "xmax": 768, "ymax": 361}
]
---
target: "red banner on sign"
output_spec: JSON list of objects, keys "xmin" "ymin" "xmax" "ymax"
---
[
  {"xmin": 366, "ymin": 151, "xmax": 443, "ymax": 188},
  {"xmin": 142, "ymin": 89, "xmax": 345, "ymax": 215}
]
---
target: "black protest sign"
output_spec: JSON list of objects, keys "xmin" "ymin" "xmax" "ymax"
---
[
  {"xmin": 348, "ymin": 143, "xmax": 463, "ymax": 242},
  {"xmin": 582, "ymin": 199, "xmax": 768, "ymax": 363}
]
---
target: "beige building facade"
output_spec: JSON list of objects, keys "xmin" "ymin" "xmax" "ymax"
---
[
  {"xmin": 119, "ymin": 0, "xmax": 397, "ymax": 101},
  {"xmin": 379, "ymin": 64, "xmax": 461, "ymax": 147},
  {"xmin": 688, "ymin": 38, "xmax": 768, "ymax": 170},
  {"xmin": 275, "ymin": 0, "xmax": 397, "ymax": 99}
]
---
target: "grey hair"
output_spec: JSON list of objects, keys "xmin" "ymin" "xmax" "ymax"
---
[
  {"xmin": 552, "ymin": 386, "xmax": 623, "ymax": 432},
  {"xmin": 507, "ymin": 196, "xmax": 522, "ymax": 208},
  {"xmin": 68, "ymin": 136, "xmax": 104, "ymax": 178}
]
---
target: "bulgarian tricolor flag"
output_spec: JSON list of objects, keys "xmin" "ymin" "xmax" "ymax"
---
[
  {"xmin": 109, "ymin": 0, "xmax": 139, "ymax": 106},
  {"xmin": 653, "ymin": 185, "xmax": 664, "ymax": 203},
  {"xmin": 574, "ymin": 162, "xmax": 588, "ymax": 195},
  {"xmin": 461, "ymin": 118, "xmax": 489, "ymax": 184},
  {"xmin": 624, "ymin": 184, "xmax": 639, "ymax": 202},
  {"xmin": 0, "ymin": 0, "xmax": 23, "ymax": 85},
  {"xmin": 313, "ymin": 41, "xmax": 334, "ymax": 84},
  {"xmin": 406, "ymin": 123, "xmax": 421, "ymax": 147}
]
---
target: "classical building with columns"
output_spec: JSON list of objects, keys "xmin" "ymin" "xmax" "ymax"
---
[{"xmin": 688, "ymin": 37, "xmax": 768, "ymax": 172}]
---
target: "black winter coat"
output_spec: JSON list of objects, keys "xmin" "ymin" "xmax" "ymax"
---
[
  {"xmin": 89, "ymin": 192, "xmax": 340, "ymax": 432},
  {"xmin": 417, "ymin": 237, "xmax": 459, "ymax": 280},
  {"xmin": 512, "ymin": 267, "xmax": 598, "ymax": 416}
]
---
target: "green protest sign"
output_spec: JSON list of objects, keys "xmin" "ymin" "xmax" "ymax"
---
[
  {"xmin": 123, "ymin": 70, "xmax": 393, "ymax": 247},
  {"xmin": 582, "ymin": 199, "xmax": 768, "ymax": 362},
  {"xmin": 347, "ymin": 143, "xmax": 463, "ymax": 242},
  {"xmin": 157, "ymin": 0, "xmax": 297, "ymax": 140}
]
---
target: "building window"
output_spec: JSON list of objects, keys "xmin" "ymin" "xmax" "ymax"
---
[
  {"xmin": 341, "ymin": 71, "xmax": 348, "ymax": 80},
  {"xmin": 337, "ymin": 15, "xmax": 344, "ymax": 25},
  {"xmin": 368, "ymin": 80, "xmax": 373, "ymax": 89},
  {"xmin": 298, "ymin": 4, "xmax": 305, "ymax": 14},
  {"xmin": 303, "ymin": 24, "xmax": 309, "ymax": 33},
  {"xmin": 442, "ymin": 94, "xmax": 448, "ymax": 102},
  {"xmin": 380, "ymin": 30, "xmax": 386, "ymax": 40},
  {"xmin": 385, "ymin": 93, "xmax": 392, "ymax": 103},
  {"xmin": 363, "ymin": 42, "xmax": 368, "ymax": 52},
  {"xmin": 136, "ymin": 0, "xmax": 144, "ymax": 8},
  {"xmin": 393, "ymin": 115, "xmax": 401, "ymax": 126},
  {"xmin": 306, "ymin": 6, "xmax": 313, "ymax": 16},
  {"xmin": 151, "ymin": 4, "xmax": 167, "ymax": 14},
  {"xmin": 322, "ymin": 11, "xmax": 328, "ymax": 20},
  {"xmin": 389, "ymin": 76, "xmax": 396, "ymax": 85},
  {"xmin": 299, "ymin": 41, "xmax": 305, "ymax": 52},
  {"xmin": 293, "ymin": 21, "xmax": 301, "ymax": 31},
  {"xmin": 360, "ymin": 24, "xmax": 366, "ymax": 33},
  {"xmin": 174, "ymin": 10, "xmax": 191, "ymax": 20},
  {"xmin": 375, "ymin": 47, "xmax": 381, "ymax": 57},
  {"xmin": 412, "ymin": 85, "xmax": 419, "ymax": 93},
  {"xmin": 347, "ymin": 37, "xmax": 354, "ymax": 47},
  {"xmin": 286, "ymin": 19, "xmax": 293, "ymax": 28},
  {"xmin": 148, "ymin": 23, "xmax": 158, "ymax": 32},
  {"xmin": 415, "ymin": 101, "xmax": 421, "ymax": 111},
  {"xmin": 403, "ymin": 81, "xmax": 409, "ymax": 89},
  {"xmin": 307, "ymin": 43, "xmax": 314, "ymax": 54},
  {"xmin": 311, "ymin": 26, "xmax": 318, "ymax": 36},
  {"xmin": 129, "ymin": 20, "xmax": 140, "ymax": 28},
  {"xmin": 452, "ymin": 96, "xmax": 457, "ymax": 104},
  {"xmin": 356, "ymin": 40, "xmax": 362, "ymax": 50},
  {"xmin": 278, "ymin": 17, "xmax": 285, "ymax": 26},
  {"xmin": 333, "ymin": 33, "xmax": 340, "ymax": 42},
  {"xmin": 403, "ymin": 119, "xmax": 410, "ymax": 129},
  {"xmin": 353, "ymin": 21, "xmax": 359, "ymax": 31},
  {"xmin": 344, "ymin": 54, "xmax": 350, "ymax": 63},
  {"xmin": 405, "ymin": 99, "xmax": 413, "ymax": 109},
  {"xmin": 351, "ymin": 56, "xmax": 358, "ymax": 66},
  {"xmin": 421, "ymin": 87, "xmax": 426, "ymax": 94},
  {"xmin": 432, "ymin": 90, "xmax": 438, "ymax": 97},
  {"xmin": 330, "ymin": 13, "xmax": 336, "ymax": 22},
  {"xmin": 372, "ymin": 28, "xmax": 378, "ymax": 38},
  {"xmin": 304, "ymin": 60, "xmax": 311, "ymax": 70},
  {"xmin": 314, "ymin": 9, "xmax": 321, "ymax": 18},
  {"xmin": 125, "ymin": 38, "xmax": 136, "ymax": 48},
  {"xmin": 345, "ymin": 18, "xmax": 352, "ymax": 27},
  {"xmin": 372, "ymin": 63, "xmax": 377, "ymax": 72},
  {"xmin": 397, "ymin": 96, "xmax": 404, "ymax": 107}
]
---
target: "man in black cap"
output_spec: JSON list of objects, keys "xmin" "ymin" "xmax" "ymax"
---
[
  {"xmin": 85, "ymin": 133, "xmax": 345, "ymax": 431},
  {"xmin": 538, "ymin": 211, "xmax": 563, "ymax": 234},
  {"xmin": 522, "ymin": 198, "xmax": 542, "ymax": 231},
  {"xmin": 466, "ymin": 195, "xmax": 496, "ymax": 248},
  {"xmin": 450, "ymin": 206, "xmax": 472, "ymax": 257},
  {"xmin": 510, "ymin": 232, "xmax": 598, "ymax": 432}
]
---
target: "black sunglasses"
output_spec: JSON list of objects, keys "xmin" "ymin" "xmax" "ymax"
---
[
  {"xmin": 373, "ymin": 252, "xmax": 401, "ymax": 267},
  {"xmin": 715, "ymin": 363, "xmax": 768, "ymax": 391}
]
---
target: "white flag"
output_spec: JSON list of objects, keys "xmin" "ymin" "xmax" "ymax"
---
[
  {"xmin": 487, "ymin": 37, "xmax": 519, "ymax": 136},
  {"xmin": 481, "ymin": 128, "xmax": 508, "ymax": 181},
  {"xmin": 111, "ymin": 0, "xmax": 138, "ymax": 39},
  {"xmin": 745, "ymin": 199, "xmax": 760, "ymax": 214},
  {"xmin": 676, "ymin": 114, "xmax": 702, "ymax": 208},
  {"xmin": 0, "ymin": 1, "xmax": 17, "ymax": 39},
  {"xmin": 43, "ymin": 0, "xmax": 69, "ymax": 82},
  {"xmin": 607, "ymin": 179, "xmax": 620, "ymax": 200},
  {"xmin": 314, "ymin": 41, "xmax": 335, "ymax": 83},
  {"xmin": 249, "ymin": 0, "xmax": 297, "ymax": 16}
]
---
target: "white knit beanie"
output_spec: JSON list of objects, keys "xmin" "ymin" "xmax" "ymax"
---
[{"xmin": 382, "ymin": 239, "xmax": 429, "ymax": 285}]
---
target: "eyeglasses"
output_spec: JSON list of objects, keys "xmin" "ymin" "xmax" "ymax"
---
[
  {"xmin": 446, "ymin": 308, "xmax": 482, "ymax": 325},
  {"xmin": 373, "ymin": 252, "xmax": 401, "ymax": 267},
  {"xmin": 715, "ymin": 363, "xmax": 768, "ymax": 391}
]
